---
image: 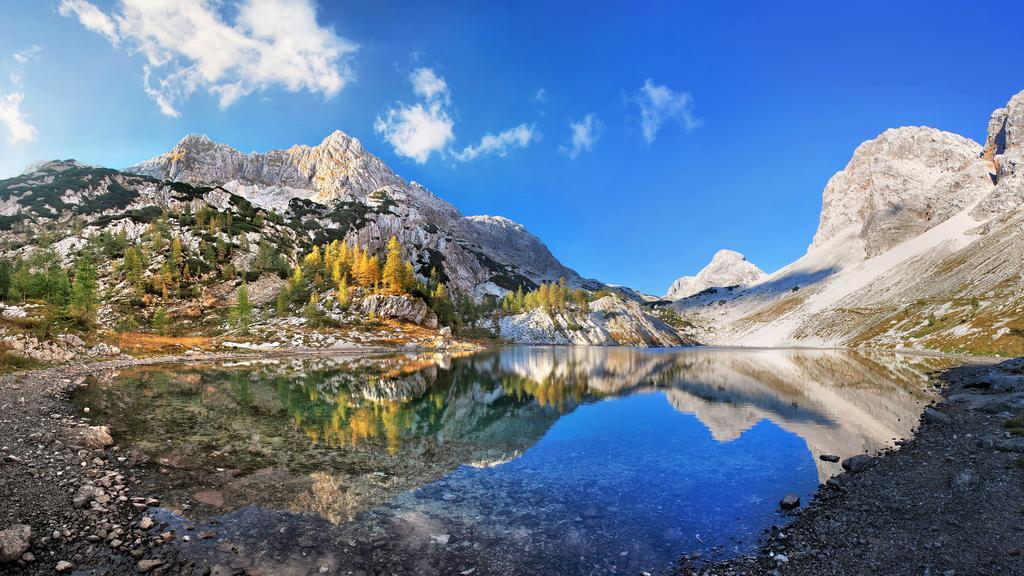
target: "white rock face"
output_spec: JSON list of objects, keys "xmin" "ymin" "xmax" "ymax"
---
[
  {"xmin": 811, "ymin": 127, "xmax": 994, "ymax": 257},
  {"xmin": 499, "ymin": 296, "xmax": 688, "ymax": 347},
  {"xmin": 128, "ymin": 132, "xmax": 595, "ymax": 296},
  {"xmin": 665, "ymin": 249, "xmax": 766, "ymax": 300},
  {"xmin": 674, "ymin": 89, "xmax": 1024, "ymax": 353}
]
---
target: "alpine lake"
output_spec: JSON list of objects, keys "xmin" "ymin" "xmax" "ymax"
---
[{"xmin": 70, "ymin": 347, "xmax": 955, "ymax": 575}]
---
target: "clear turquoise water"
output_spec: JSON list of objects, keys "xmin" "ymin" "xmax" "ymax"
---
[{"xmin": 73, "ymin": 347, "xmax": 948, "ymax": 575}]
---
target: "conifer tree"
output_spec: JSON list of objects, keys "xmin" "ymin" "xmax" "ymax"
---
[
  {"xmin": 152, "ymin": 306, "xmax": 169, "ymax": 335},
  {"xmin": 275, "ymin": 286, "xmax": 290, "ymax": 317},
  {"xmin": 69, "ymin": 252, "xmax": 99, "ymax": 324},
  {"xmin": 229, "ymin": 282, "xmax": 253, "ymax": 333},
  {"xmin": 381, "ymin": 236, "xmax": 406, "ymax": 293},
  {"xmin": 337, "ymin": 276, "xmax": 350, "ymax": 309}
]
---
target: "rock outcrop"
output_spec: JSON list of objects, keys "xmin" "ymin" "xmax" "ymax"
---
[
  {"xmin": 360, "ymin": 295, "xmax": 439, "ymax": 328},
  {"xmin": 499, "ymin": 295, "xmax": 688, "ymax": 346},
  {"xmin": 811, "ymin": 126, "xmax": 994, "ymax": 258},
  {"xmin": 665, "ymin": 249, "xmax": 766, "ymax": 300}
]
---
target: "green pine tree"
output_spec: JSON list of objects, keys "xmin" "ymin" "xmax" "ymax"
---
[{"xmin": 69, "ymin": 252, "xmax": 99, "ymax": 325}]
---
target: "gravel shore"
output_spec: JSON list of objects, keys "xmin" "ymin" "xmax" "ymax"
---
[
  {"xmin": 678, "ymin": 357, "xmax": 1024, "ymax": 576},
  {"xmin": 0, "ymin": 350, "xmax": 390, "ymax": 575}
]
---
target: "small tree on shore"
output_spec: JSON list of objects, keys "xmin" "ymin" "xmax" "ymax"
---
[
  {"xmin": 229, "ymin": 282, "xmax": 253, "ymax": 333},
  {"xmin": 69, "ymin": 252, "xmax": 99, "ymax": 325}
]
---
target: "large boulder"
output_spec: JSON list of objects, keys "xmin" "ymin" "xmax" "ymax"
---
[
  {"xmin": 360, "ymin": 294, "xmax": 439, "ymax": 328},
  {"xmin": 64, "ymin": 425, "xmax": 113, "ymax": 450},
  {"xmin": 0, "ymin": 524, "xmax": 31, "ymax": 563}
]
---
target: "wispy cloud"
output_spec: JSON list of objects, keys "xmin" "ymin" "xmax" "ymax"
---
[
  {"xmin": 58, "ymin": 0, "xmax": 358, "ymax": 117},
  {"xmin": 630, "ymin": 79, "xmax": 701, "ymax": 144},
  {"xmin": 375, "ymin": 67, "xmax": 454, "ymax": 164},
  {"xmin": 560, "ymin": 114, "xmax": 602, "ymax": 159},
  {"xmin": 0, "ymin": 93, "xmax": 37, "ymax": 145},
  {"xmin": 12, "ymin": 45, "xmax": 42, "ymax": 64},
  {"xmin": 455, "ymin": 124, "xmax": 537, "ymax": 162},
  {"xmin": 58, "ymin": 0, "xmax": 118, "ymax": 43},
  {"xmin": 533, "ymin": 88, "xmax": 547, "ymax": 103}
]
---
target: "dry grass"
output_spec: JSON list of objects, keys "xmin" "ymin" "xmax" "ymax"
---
[
  {"xmin": 740, "ymin": 295, "xmax": 806, "ymax": 324},
  {"xmin": 115, "ymin": 332, "xmax": 212, "ymax": 355}
]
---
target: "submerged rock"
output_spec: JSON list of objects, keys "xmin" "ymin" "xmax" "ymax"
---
[{"xmin": 779, "ymin": 493, "xmax": 801, "ymax": 510}]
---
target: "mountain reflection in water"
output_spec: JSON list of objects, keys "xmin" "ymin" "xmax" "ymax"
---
[{"xmin": 72, "ymin": 347, "xmax": 951, "ymax": 575}]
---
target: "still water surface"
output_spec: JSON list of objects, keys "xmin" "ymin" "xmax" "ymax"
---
[{"xmin": 72, "ymin": 347, "xmax": 952, "ymax": 575}]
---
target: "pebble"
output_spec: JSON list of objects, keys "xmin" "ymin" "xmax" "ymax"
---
[
  {"xmin": 55, "ymin": 560, "xmax": 74, "ymax": 573},
  {"xmin": 137, "ymin": 559, "xmax": 164, "ymax": 573}
]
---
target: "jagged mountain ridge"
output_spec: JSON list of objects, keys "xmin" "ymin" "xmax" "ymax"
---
[
  {"xmin": 128, "ymin": 131, "xmax": 597, "ymax": 296},
  {"xmin": 672, "ymin": 89, "xmax": 1024, "ymax": 355}
]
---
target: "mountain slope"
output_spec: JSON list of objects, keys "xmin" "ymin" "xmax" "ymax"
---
[
  {"xmin": 128, "ymin": 131, "xmax": 596, "ymax": 297},
  {"xmin": 672, "ymin": 90, "xmax": 1024, "ymax": 355}
]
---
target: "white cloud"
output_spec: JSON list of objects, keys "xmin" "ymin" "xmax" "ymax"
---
[
  {"xmin": 533, "ymin": 88, "xmax": 546, "ymax": 103},
  {"xmin": 375, "ymin": 67, "xmax": 455, "ymax": 163},
  {"xmin": 375, "ymin": 101, "xmax": 454, "ymax": 164},
  {"xmin": 560, "ymin": 114, "xmax": 602, "ymax": 159},
  {"xmin": 631, "ymin": 78, "xmax": 701, "ymax": 144},
  {"xmin": 13, "ymin": 45, "xmax": 42, "ymax": 64},
  {"xmin": 410, "ymin": 67, "xmax": 448, "ymax": 102},
  {"xmin": 377, "ymin": 67, "xmax": 536, "ymax": 164},
  {"xmin": 0, "ymin": 92, "xmax": 38, "ymax": 145},
  {"xmin": 455, "ymin": 124, "xmax": 536, "ymax": 162},
  {"xmin": 59, "ymin": 0, "xmax": 358, "ymax": 117}
]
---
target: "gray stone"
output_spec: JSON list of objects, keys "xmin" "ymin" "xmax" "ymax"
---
[
  {"xmin": 819, "ymin": 454, "xmax": 841, "ymax": 462},
  {"xmin": 55, "ymin": 560, "xmax": 74, "ymax": 573},
  {"xmin": 0, "ymin": 524, "xmax": 31, "ymax": 563},
  {"xmin": 779, "ymin": 493, "xmax": 801, "ymax": 510},
  {"xmin": 924, "ymin": 408, "xmax": 950, "ymax": 425},
  {"xmin": 72, "ymin": 484, "xmax": 105, "ymax": 509},
  {"xmin": 951, "ymin": 469, "xmax": 980, "ymax": 493},
  {"xmin": 842, "ymin": 454, "xmax": 874, "ymax": 474}
]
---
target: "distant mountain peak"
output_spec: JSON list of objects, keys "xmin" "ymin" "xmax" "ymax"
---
[{"xmin": 665, "ymin": 249, "xmax": 766, "ymax": 300}]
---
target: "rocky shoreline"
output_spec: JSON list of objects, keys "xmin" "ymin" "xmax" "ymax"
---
[
  {"xmin": 677, "ymin": 356, "xmax": 1024, "ymax": 576},
  {"xmin": 0, "ymin": 348, "xmax": 405, "ymax": 575}
]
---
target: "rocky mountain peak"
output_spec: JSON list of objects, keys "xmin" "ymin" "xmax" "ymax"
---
[
  {"xmin": 665, "ymin": 249, "xmax": 766, "ymax": 300},
  {"xmin": 809, "ymin": 126, "xmax": 994, "ymax": 257}
]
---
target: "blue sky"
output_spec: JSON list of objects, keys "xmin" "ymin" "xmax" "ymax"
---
[{"xmin": 1, "ymin": 1, "xmax": 1022, "ymax": 295}]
